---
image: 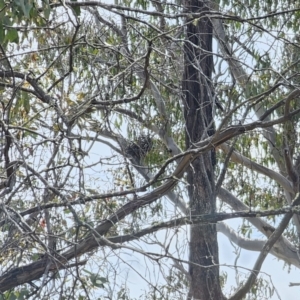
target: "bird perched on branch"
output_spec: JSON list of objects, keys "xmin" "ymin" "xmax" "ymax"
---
[{"xmin": 125, "ymin": 134, "xmax": 153, "ymax": 163}]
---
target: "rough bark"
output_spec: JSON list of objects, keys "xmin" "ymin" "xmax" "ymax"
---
[{"xmin": 183, "ymin": 1, "xmax": 224, "ymax": 299}]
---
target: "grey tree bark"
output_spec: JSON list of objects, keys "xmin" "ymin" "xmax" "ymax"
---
[{"xmin": 183, "ymin": 1, "xmax": 224, "ymax": 299}]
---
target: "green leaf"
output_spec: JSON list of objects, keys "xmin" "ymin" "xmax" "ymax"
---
[
  {"xmin": 31, "ymin": 253, "xmax": 40, "ymax": 261},
  {"xmin": 18, "ymin": 288, "xmax": 29, "ymax": 299},
  {"xmin": 90, "ymin": 274, "xmax": 107, "ymax": 288},
  {"xmin": 3, "ymin": 16, "xmax": 13, "ymax": 26},
  {"xmin": 71, "ymin": 0, "xmax": 81, "ymax": 16},
  {"xmin": 13, "ymin": 0, "xmax": 33, "ymax": 19},
  {"xmin": 82, "ymin": 269, "xmax": 108, "ymax": 288},
  {"xmin": 0, "ymin": 24, "xmax": 5, "ymax": 44},
  {"xmin": 8, "ymin": 294, "xmax": 16, "ymax": 300},
  {"xmin": 21, "ymin": 91, "xmax": 30, "ymax": 114},
  {"xmin": 42, "ymin": 0, "xmax": 51, "ymax": 19},
  {"xmin": 6, "ymin": 27, "xmax": 19, "ymax": 43}
]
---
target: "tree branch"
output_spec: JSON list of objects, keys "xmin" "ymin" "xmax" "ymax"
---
[
  {"xmin": 2, "ymin": 205, "xmax": 300, "ymax": 292},
  {"xmin": 219, "ymin": 143, "xmax": 294, "ymax": 193},
  {"xmin": 217, "ymin": 222, "xmax": 300, "ymax": 267},
  {"xmin": 219, "ymin": 188, "xmax": 300, "ymax": 269},
  {"xmin": 1, "ymin": 110, "xmax": 299, "ymax": 291},
  {"xmin": 229, "ymin": 193, "xmax": 300, "ymax": 300}
]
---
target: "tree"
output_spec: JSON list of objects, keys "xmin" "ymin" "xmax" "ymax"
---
[
  {"xmin": 0, "ymin": 0, "xmax": 300, "ymax": 299},
  {"xmin": 183, "ymin": 1, "xmax": 223, "ymax": 299}
]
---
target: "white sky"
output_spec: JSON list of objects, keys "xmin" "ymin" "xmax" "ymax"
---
[
  {"xmin": 82, "ymin": 1, "xmax": 300, "ymax": 298},
  {"xmin": 4, "ymin": 1, "xmax": 299, "ymax": 298}
]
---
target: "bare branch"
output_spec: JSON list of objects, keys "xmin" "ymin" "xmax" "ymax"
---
[
  {"xmin": 229, "ymin": 193, "xmax": 300, "ymax": 300},
  {"xmin": 219, "ymin": 143, "xmax": 294, "ymax": 193}
]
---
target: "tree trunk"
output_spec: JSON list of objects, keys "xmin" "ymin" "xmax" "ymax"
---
[{"xmin": 183, "ymin": 1, "xmax": 224, "ymax": 299}]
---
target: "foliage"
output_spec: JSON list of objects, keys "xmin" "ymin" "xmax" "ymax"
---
[{"xmin": 1, "ymin": 0, "xmax": 300, "ymax": 299}]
